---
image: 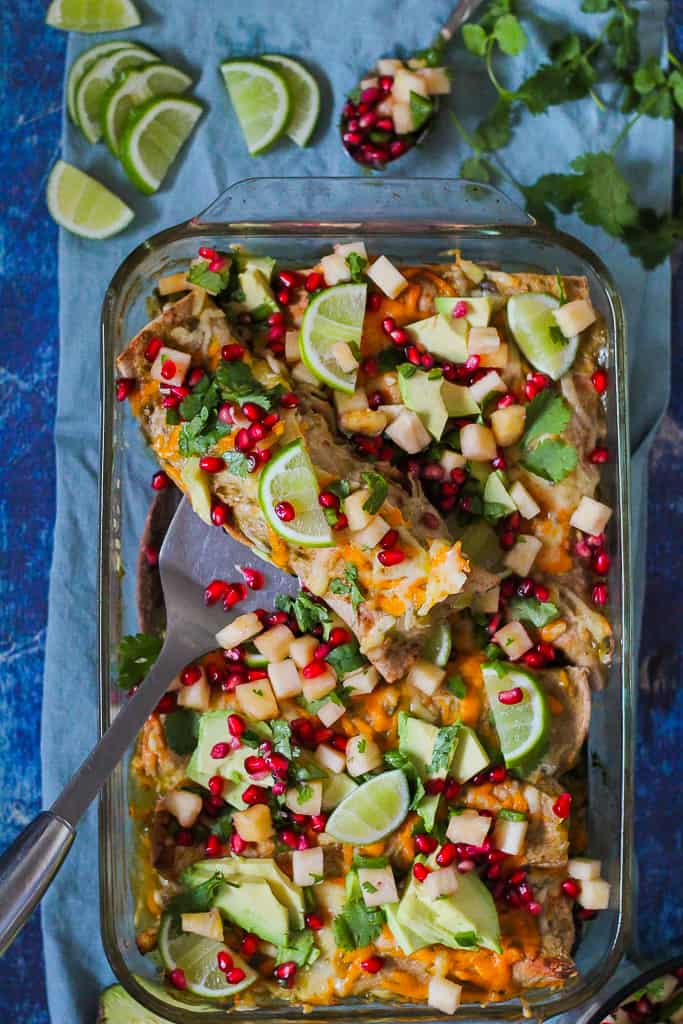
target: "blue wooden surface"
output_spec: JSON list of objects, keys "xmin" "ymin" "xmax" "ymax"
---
[{"xmin": 0, "ymin": 3, "xmax": 682, "ymax": 1020}]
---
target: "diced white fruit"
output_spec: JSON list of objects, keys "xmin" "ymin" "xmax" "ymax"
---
[
  {"xmin": 254, "ymin": 624, "xmax": 295, "ymax": 663},
  {"xmin": 315, "ymin": 742, "xmax": 346, "ymax": 774},
  {"xmin": 504, "ymin": 534, "xmax": 543, "ymax": 577},
  {"xmin": 292, "ymin": 361, "xmax": 318, "ymax": 386},
  {"xmin": 479, "ymin": 342, "xmax": 508, "ymax": 369},
  {"xmin": 352, "ymin": 515, "xmax": 389, "ymax": 549},
  {"xmin": 335, "ymin": 241, "xmax": 368, "ymax": 260},
  {"xmin": 406, "ymin": 658, "xmax": 446, "ymax": 696},
  {"xmin": 460, "ymin": 423, "xmax": 497, "ymax": 462},
  {"xmin": 331, "ymin": 340, "xmax": 359, "ymax": 373},
  {"xmin": 321, "ymin": 251, "xmax": 352, "ymax": 286},
  {"xmin": 358, "ymin": 866, "xmax": 398, "ymax": 907},
  {"xmin": 472, "ymin": 585, "xmax": 500, "ymax": 615},
  {"xmin": 235, "ymin": 679, "xmax": 279, "ymax": 721},
  {"xmin": 377, "ymin": 57, "xmax": 404, "ymax": 75},
  {"xmin": 493, "ymin": 620, "xmax": 533, "ymax": 661},
  {"xmin": 553, "ymin": 298, "xmax": 596, "ymax": 338},
  {"xmin": 150, "ymin": 346, "xmax": 191, "ymax": 387},
  {"xmin": 317, "ymin": 698, "xmax": 346, "ymax": 727},
  {"xmin": 287, "ymin": 782, "xmax": 324, "ymax": 819},
  {"xmin": 440, "ymin": 449, "xmax": 467, "ymax": 475},
  {"xmin": 393, "ymin": 68, "xmax": 429, "ymax": 101},
  {"xmin": 158, "ymin": 271, "xmax": 189, "ymax": 296},
  {"xmin": 459, "ymin": 259, "xmax": 485, "ymax": 284},
  {"xmin": 285, "ymin": 329, "xmax": 301, "ymax": 364},
  {"xmin": 428, "ymin": 976, "xmax": 463, "ymax": 1015},
  {"xmin": 233, "ymin": 803, "xmax": 274, "ymax": 842},
  {"xmin": 346, "ymin": 734, "xmax": 383, "ymax": 777},
  {"xmin": 343, "ymin": 488, "xmax": 373, "ymax": 531},
  {"xmin": 292, "ymin": 846, "xmax": 324, "ymax": 886},
  {"xmin": 570, "ymin": 496, "xmax": 613, "ymax": 536},
  {"xmin": 378, "ymin": 403, "xmax": 405, "ymax": 423},
  {"xmin": 461, "ymin": 297, "xmax": 496, "ymax": 326},
  {"xmin": 289, "ymin": 634, "xmax": 319, "ymax": 669},
  {"xmin": 302, "ymin": 668, "xmax": 337, "ymax": 702},
  {"xmin": 568, "ymin": 857, "xmax": 602, "ymax": 881},
  {"xmin": 367, "ymin": 255, "xmax": 409, "ymax": 299},
  {"xmin": 340, "ymin": 408, "xmax": 388, "ymax": 436},
  {"xmin": 468, "ymin": 326, "xmax": 501, "ymax": 355},
  {"xmin": 334, "ymin": 389, "xmax": 369, "ymax": 417},
  {"xmin": 216, "ymin": 613, "xmax": 263, "ymax": 649},
  {"xmin": 468, "ymin": 370, "xmax": 507, "ymax": 405},
  {"xmin": 344, "ymin": 665, "xmax": 379, "ymax": 696},
  {"xmin": 446, "ymin": 809, "xmax": 491, "ymax": 847},
  {"xmin": 392, "ymin": 101, "xmax": 415, "ymax": 135},
  {"xmin": 509, "ymin": 481, "xmax": 541, "ymax": 520},
  {"xmin": 385, "ymin": 409, "xmax": 431, "ymax": 453},
  {"xmin": 376, "ymin": 98, "xmax": 394, "ymax": 117},
  {"xmin": 490, "ymin": 404, "xmax": 526, "ymax": 447},
  {"xmin": 424, "ymin": 866, "xmax": 459, "ymax": 901},
  {"xmin": 492, "ymin": 817, "xmax": 528, "ymax": 856},
  {"xmin": 360, "ymin": 76, "xmax": 379, "ymax": 90},
  {"xmin": 416, "ymin": 67, "xmax": 451, "ymax": 94},
  {"xmin": 181, "ymin": 909, "xmax": 224, "ymax": 942},
  {"xmin": 164, "ymin": 789, "xmax": 203, "ymax": 828},
  {"xmin": 177, "ymin": 675, "xmax": 211, "ymax": 712},
  {"xmin": 578, "ymin": 878, "xmax": 610, "ymax": 911},
  {"xmin": 268, "ymin": 659, "xmax": 303, "ymax": 700}
]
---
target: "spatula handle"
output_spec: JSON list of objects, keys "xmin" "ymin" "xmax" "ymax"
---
[
  {"xmin": 0, "ymin": 811, "xmax": 75, "ymax": 955},
  {"xmin": 441, "ymin": 0, "xmax": 486, "ymax": 41}
]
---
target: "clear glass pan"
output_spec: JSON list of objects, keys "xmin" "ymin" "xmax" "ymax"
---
[{"xmin": 98, "ymin": 178, "xmax": 633, "ymax": 1024}]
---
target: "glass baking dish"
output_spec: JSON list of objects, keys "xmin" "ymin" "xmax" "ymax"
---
[{"xmin": 98, "ymin": 177, "xmax": 633, "ymax": 1023}]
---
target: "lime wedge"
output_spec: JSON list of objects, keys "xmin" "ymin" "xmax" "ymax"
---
[
  {"xmin": 422, "ymin": 622, "xmax": 452, "ymax": 668},
  {"xmin": 482, "ymin": 662, "xmax": 550, "ymax": 770},
  {"xmin": 262, "ymin": 54, "xmax": 320, "ymax": 147},
  {"xmin": 46, "ymin": 0, "xmax": 141, "ymax": 32},
  {"xmin": 101, "ymin": 62, "xmax": 193, "ymax": 155},
  {"xmin": 66, "ymin": 41, "xmax": 140, "ymax": 124},
  {"xmin": 299, "ymin": 283, "xmax": 367, "ymax": 394},
  {"xmin": 119, "ymin": 95, "xmax": 203, "ymax": 195},
  {"xmin": 74, "ymin": 46, "xmax": 159, "ymax": 143},
  {"xmin": 506, "ymin": 293, "xmax": 579, "ymax": 381},
  {"xmin": 158, "ymin": 913, "xmax": 256, "ymax": 999},
  {"xmin": 46, "ymin": 160, "xmax": 134, "ymax": 239},
  {"xmin": 258, "ymin": 440, "xmax": 333, "ymax": 548},
  {"xmin": 220, "ymin": 59, "xmax": 290, "ymax": 155},
  {"xmin": 325, "ymin": 769, "xmax": 410, "ymax": 845}
]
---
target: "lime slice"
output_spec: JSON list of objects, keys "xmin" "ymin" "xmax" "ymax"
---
[
  {"xmin": 258, "ymin": 440, "xmax": 333, "ymax": 548},
  {"xmin": 482, "ymin": 662, "xmax": 550, "ymax": 770},
  {"xmin": 158, "ymin": 913, "xmax": 256, "ymax": 1000},
  {"xmin": 66, "ymin": 41, "xmax": 139, "ymax": 124},
  {"xmin": 422, "ymin": 622, "xmax": 452, "ymax": 668},
  {"xmin": 243, "ymin": 643, "xmax": 268, "ymax": 669},
  {"xmin": 262, "ymin": 54, "xmax": 320, "ymax": 147},
  {"xmin": 46, "ymin": 0, "xmax": 141, "ymax": 32},
  {"xmin": 299, "ymin": 283, "xmax": 367, "ymax": 394},
  {"xmin": 46, "ymin": 160, "xmax": 134, "ymax": 239},
  {"xmin": 220, "ymin": 59, "xmax": 290, "ymax": 155},
  {"xmin": 74, "ymin": 46, "xmax": 159, "ymax": 143},
  {"xmin": 325, "ymin": 769, "xmax": 410, "ymax": 845},
  {"xmin": 101, "ymin": 62, "xmax": 193, "ymax": 155},
  {"xmin": 119, "ymin": 95, "xmax": 203, "ymax": 195},
  {"xmin": 506, "ymin": 293, "xmax": 579, "ymax": 381}
]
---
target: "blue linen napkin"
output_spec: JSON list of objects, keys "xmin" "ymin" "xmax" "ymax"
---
[{"xmin": 41, "ymin": 1, "xmax": 671, "ymax": 1019}]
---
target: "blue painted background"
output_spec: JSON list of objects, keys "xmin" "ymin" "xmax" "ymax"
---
[{"xmin": 1, "ymin": 1, "xmax": 682, "ymax": 1019}]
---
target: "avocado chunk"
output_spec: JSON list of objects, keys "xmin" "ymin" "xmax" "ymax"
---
[
  {"xmin": 442, "ymin": 381, "xmax": 480, "ymax": 417},
  {"xmin": 183, "ymin": 856, "xmax": 305, "ymax": 930},
  {"xmin": 398, "ymin": 713, "xmax": 459, "ymax": 831},
  {"xmin": 98, "ymin": 983, "xmax": 169, "ymax": 1023},
  {"xmin": 406, "ymin": 313, "xmax": 468, "ymax": 362},
  {"xmin": 398, "ymin": 367, "xmax": 448, "ymax": 440},
  {"xmin": 456, "ymin": 520, "xmax": 503, "ymax": 573},
  {"xmin": 234, "ymin": 266, "xmax": 279, "ymax": 321},
  {"xmin": 321, "ymin": 770, "xmax": 358, "ymax": 811},
  {"xmin": 384, "ymin": 901, "xmax": 432, "ymax": 955},
  {"xmin": 449, "ymin": 725, "xmax": 490, "ymax": 783},
  {"xmin": 180, "ymin": 458, "xmax": 212, "ymax": 525},
  {"xmin": 483, "ymin": 470, "xmax": 517, "ymax": 518},
  {"xmin": 435, "ymin": 295, "xmax": 501, "ymax": 327},
  {"xmin": 235, "ymin": 251, "xmax": 276, "ymax": 280},
  {"xmin": 396, "ymin": 868, "xmax": 502, "ymax": 954},
  {"xmin": 187, "ymin": 712, "xmax": 272, "ymax": 806},
  {"xmin": 214, "ymin": 878, "xmax": 289, "ymax": 946}
]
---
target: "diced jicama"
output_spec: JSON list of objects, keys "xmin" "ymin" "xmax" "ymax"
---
[
  {"xmin": 492, "ymin": 817, "xmax": 528, "ymax": 855},
  {"xmin": 177, "ymin": 674, "xmax": 210, "ymax": 712},
  {"xmin": 479, "ymin": 342, "xmax": 509, "ymax": 368},
  {"xmin": 385, "ymin": 409, "xmax": 431, "ymax": 453},
  {"xmin": 289, "ymin": 634, "xmax": 319, "ymax": 669},
  {"xmin": 491, "ymin": 405, "xmax": 526, "ymax": 447},
  {"xmin": 286, "ymin": 781, "xmax": 324, "ymax": 818},
  {"xmin": 472, "ymin": 585, "xmax": 500, "ymax": 615},
  {"xmin": 460, "ymin": 423, "xmax": 497, "ymax": 461},
  {"xmin": 317, "ymin": 698, "xmax": 346, "ymax": 727},
  {"xmin": 392, "ymin": 102, "xmax": 415, "ymax": 134},
  {"xmin": 424, "ymin": 866, "xmax": 459, "ymax": 901},
  {"xmin": 235, "ymin": 679, "xmax": 279, "ymax": 721},
  {"xmin": 553, "ymin": 299, "xmax": 596, "ymax": 338},
  {"xmin": 468, "ymin": 326, "xmax": 500, "ymax": 355},
  {"xmin": 315, "ymin": 742, "xmax": 346, "ymax": 774},
  {"xmin": 292, "ymin": 845, "xmax": 324, "ymax": 886},
  {"xmin": 358, "ymin": 866, "xmax": 398, "ymax": 907},
  {"xmin": 468, "ymin": 370, "xmax": 507, "ymax": 405},
  {"xmin": 285, "ymin": 329, "xmax": 301, "ymax": 363},
  {"xmin": 459, "ymin": 259, "xmax": 485, "ymax": 284},
  {"xmin": 493, "ymin": 620, "xmax": 533, "ymax": 660},
  {"xmin": 367, "ymin": 255, "xmax": 409, "ymax": 299},
  {"xmin": 440, "ymin": 449, "xmax": 467, "ymax": 475},
  {"xmin": 416, "ymin": 67, "xmax": 451, "ymax": 94},
  {"xmin": 446, "ymin": 809, "xmax": 491, "ymax": 847},
  {"xmin": 164, "ymin": 789, "xmax": 203, "ymax": 828},
  {"xmin": 509, "ymin": 481, "xmax": 541, "ymax": 520},
  {"xmin": 331, "ymin": 341, "xmax": 359, "ymax": 373},
  {"xmin": 233, "ymin": 804, "xmax": 274, "ymax": 842},
  {"xmin": 301, "ymin": 668, "xmax": 337, "ymax": 702},
  {"xmin": 360, "ymin": 77, "xmax": 379, "ymax": 91},
  {"xmin": 254, "ymin": 624, "xmax": 294, "ymax": 662},
  {"xmin": 181, "ymin": 909, "xmax": 224, "ymax": 941},
  {"xmin": 268, "ymin": 659, "xmax": 303, "ymax": 700},
  {"xmin": 216, "ymin": 612, "xmax": 263, "ymax": 649},
  {"xmin": 344, "ymin": 666, "xmax": 379, "ymax": 696},
  {"xmin": 335, "ymin": 241, "xmax": 368, "ymax": 260},
  {"xmin": 578, "ymin": 878, "xmax": 610, "ymax": 910},
  {"xmin": 335, "ymin": 389, "xmax": 368, "ymax": 417},
  {"xmin": 321, "ymin": 252, "xmax": 351, "ymax": 286},
  {"xmin": 150, "ymin": 346, "xmax": 191, "ymax": 386},
  {"xmin": 292, "ymin": 361, "xmax": 318, "ymax": 386},
  {"xmin": 504, "ymin": 534, "xmax": 543, "ymax": 577},
  {"xmin": 343, "ymin": 488, "xmax": 373, "ymax": 531},
  {"xmin": 158, "ymin": 271, "xmax": 189, "ymax": 296},
  {"xmin": 570, "ymin": 496, "xmax": 613, "ymax": 536},
  {"xmin": 392, "ymin": 68, "xmax": 429, "ymax": 101},
  {"xmin": 568, "ymin": 857, "xmax": 601, "ymax": 881},
  {"xmin": 377, "ymin": 57, "xmax": 404, "ymax": 75},
  {"xmin": 352, "ymin": 515, "xmax": 389, "ymax": 549},
  {"xmin": 346, "ymin": 735, "xmax": 383, "ymax": 776},
  {"xmin": 428, "ymin": 977, "xmax": 462, "ymax": 1015},
  {"xmin": 406, "ymin": 658, "xmax": 446, "ymax": 696}
]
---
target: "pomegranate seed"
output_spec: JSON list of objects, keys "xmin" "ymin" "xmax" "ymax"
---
[
  {"xmin": 240, "ymin": 932, "xmax": 259, "ymax": 957},
  {"xmin": 517, "ymin": 577, "xmax": 534, "ymax": 598},
  {"xmin": 358, "ymin": 111, "xmax": 377, "ymax": 130},
  {"xmin": 280, "ymin": 828, "xmax": 299, "ymax": 849},
  {"xmin": 208, "ymin": 775, "xmax": 224, "ymax": 797},
  {"xmin": 389, "ymin": 139, "xmax": 409, "ymax": 159},
  {"xmin": 169, "ymin": 967, "xmax": 187, "ymax": 990},
  {"xmin": 575, "ymin": 540, "xmax": 592, "ymax": 559},
  {"xmin": 181, "ymin": 664, "xmax": 202, "ymax": 687},
  {"xmin": 116, "ymin": 378, "xmax": 135, "ymax": 401},
  {"xmin": 424, "ymin": 778, "xmax": 444, "ymax": 795},
  {"xmin": 222, "ymin": 583, "xmax": 246, "ymax": 610},
  {"xmin": 302, "ymin": 910, "xmax": 323, "ymax": 932},
  {"xmin": 302, "ymin": 659, "xmax": 325, "ymax": 679},
  {"xmin": 313, "ymin": 641, "xmax": 331, "ymax": 661},
  {"xmin": 226, "ymin": 967, "xmax": 246, "ymax": 984},
  {"xmin": 593, "ymin": 551, "xmax": 610, "ymax": 575},
  {"xmin": 415, "ymin": 833, "xmax": 438, "ymax": 854},
  {"xmin": 592, "ymin": 582, "xmax": 608, "ymax": 605},
  {"xmin": 552, "ymin": 792, "xmax": 572, "ymax": 819},
  {"xmin": 247, "ymin": 423, "xmax": 266, "ymax": 444},
  {"xmin": 222, "ymin": 343, "xmax": 246, "ymax": 361},
  {"xmin": 296, "ymin": 833, "xmax": 310, "ymax": 850},
  {"xmin": 238, "ymin": 566, "xmax": 263, "ymax": 590},
  {"xmin": 292, "ymin": 717, "xmax": 314, "ymax": 743},
  {"xmin": 329, "ymin": 626, "xmax": 350, "ymax": 646},
  {"xmin": 561, "ymin": 878, "xmax": 580, "ymax": 899},
  {"xmin": 155, "ymin": 693, "xmax": 176, "ymax": 714},
  {"xmin": 150, "ymin": 470, "xmax": 170, "ymax": 493},
  {"xmin": 360, "ymin": 956, "xmax": 383, "ymax": 974},
  {"xmin": 378, "ymin": 75, "xmax": 394, "ymax": 92},
  {"xmin": 587, "ymin": 532, "xmax": 604, "ymax": 548},
  {"xmin": 331, "ymin": 734, "xmax": 347, "ymax": 752},
  {"xmin": 492, "ymin": 454, "xmax": 506, "ymax": 471},
  {"xmin": 199, "ymin": 455, "xmax": 225, "ymax": 474},
  {"xmin": 216, "ymin": 950, "xmax": 234, "ymax": 973},
  {"xmin": 318, "ymin": 490, "xmax": 340, "ymax": 510},
  {"xmin": 275, "ymin": 501, "xmax": 295, "ymax": 522},
  {"xmin": 333, "ymin": 513, "xmax": 349, "ymax": 531},
  {"xmin": 274, "ymin": 961, "xmax": 297, "ymax": 986},
  {"xmin": 279, "ymin": 391, "xmax": 300, "ymax": 408},
  {"xmin": 305, "ymin": 272, "xmax": 324, "ymax": 292},
  {"xmin": 378, "ymin": 528, "xmax": 399, "ymax": 551},
  {"xmin": 267, "ymin": 611, "xmax": 289, "ymax": 626},
  {"xmin": 444, "ymin": 778, "xmax": 461, "ymax": 802},
  {"xmin": 500, "ymin": 530, "xmax": 515, "ymax": 549},
  {"xmin": 422, "ymin": 463, "xmax": 444, "ymax": 481},
  {"xmin": 229, "ymin": 831, "xmax": 246, "ymax": 854},
  {"xmin": 496, "ymin": 393, "xmax": 515, "ymax": 410},
  {"xmin": 208, "ymin": 255, "xmax": 226, "ymax": 272},
  {"xmin": 242, "ymin": 784, "xmax": 268, "ymax": 805},
  {"xmin": 144, "ymin": 544, "xmax": 158, "ymax": 567},
  {"xmin": 254, "ymin": 447, "xmax": 271, "ymax": 467},
  {"xmin": 390, "ymin": 326, "xmax": 409, "ymax": 346},
  {"xmin": 143, "ymin": 337, "xmax": 164, "ymax": 365},
  {"xmin": 198, "ymin": 246, "xmax": 217, "ymax": 260},
  {"xmin": 464, "ymin": 354, "xmax": 481, "ymax": 372},
  {"xmin": 592, "ymin": 369, "xmax": 608, "ymax": 394},
  {"xmin": 234, "ymin": 428, "xmax": 251, "ymax": 453},
  {"xmin": 534, "ymin": 583, "xmax": 550, "ymax": 602},
  {"xmin": 227, "ymin": 714, "xmax": 245, "ymax": 738},
  {"xmin": 271, "ymin": 780, "xmax": 286, "ymax": 796},
  {"xmin": 247, "ymin": 668, "xmax": 268, "ymax": 681},
  {"xmin": 360, "ymin": 84, "xmax": 380, "ymax": 103},
  {"xmin": 413, "ymin": 863, "xmax": 431, "ymax": 882},
  {"xmin": 377, "ymin": 548, "xmax": 405, "ymax": 566},
  {"xmin": 242, "ymin": 402, "xmax": 264, "ymax": 423},
  {"xmin": 160, "ymin": 359, "xmax": 177, "ymax": 381},
  {"xmin": 310, "ymin": 813, "xmax": 327, "ymax": 832},
  {"xmin": 589, "ymin": 446, "xmax": 608, "ymax": 464},
  {"xmin": 205, "ymin": 834, "xmax": 222, "ymax": 857},
  {"xmin": 266, "ymin": 752, "xmax": 290, "ymax": 777},
  {"xmin": 487, "ymin": 766, "xmax": 507, "ymax": 784},
  {"xmin": 382, "ymin": 316, "xmax": 396, "ymax": 336},
  {"xmin": 527, "ymin": 900, "xmax": 543, "ymax": 916},
  {"xmin": 436, "ymin": 842, "xmax": 457, "ymax": 867},
  {"xmin": 267, "ymin": 322, "xmax": 285, "ymax": 344},
  {"xmin": 175, "ymin": 828, "xmax": 192, "ymax": 847},
  {"xmin": 245, "ymin": 755, "xmax": 268, "ymax": 777},
  {"xmin": 406, "ymin": 345, "xmax": 421, "ymax": 365},
  {"xmin": 211, "ymin": 742, "xmax": 230, "ymax": 760},
  {"xmin": 279, "ymin": 269, "xmax": 302, "ymax": 290},
  {"xmin": 365, "ymin": 292, "xmax": 383, "ymax": 315},
  {"xmin": 457, "ymin": 859, "xmax": 476, "ymax": 873}
]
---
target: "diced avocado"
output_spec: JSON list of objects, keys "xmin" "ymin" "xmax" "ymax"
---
[
  {"xmin": 398, "ymin": 368, "xmax": 448, "ymax": 440},
  {"xmin": 321, "ymin": 770, "xmax": 358, "ymax": 811},
  {"xmin": 180, "ymin": 458, "xmax": 212, "ymax": 525},
  {"xmin": 98, "ymin": 983, "xmax": 170, "ymax": 1023},
  {"xmin": 435, "ymin": 295, "xmax": 501, "ymax": 327},
  {"xmin": 187, "ymin": 712, "xmax": 272, "ymax": 805},
  {"xmin": 449, "ymin": 726, "xmax": 490, "ymax": 783},
  {"xmin": 456, "ymin": 520, "xmax": 503, "ymax": 573},
  {"xmin": 234, "ymin": 251, "xmax": 276, "ymax": 280},
  {"xmin": 398, "ymin": 713, "xmax": 458, "ymax": 832},
  {"xmin": 214, "ymin": 879, "xmax": 289, "ymax": 946},
  {"xmin": 183, "ymin": 856, "xmax": 305, "ymax": 929},
  {"xmin": 395, "ymin": 877, "xmax": 444, "ymax": 947},
  {"xmin": 442, "ymin": 381, "xmax": 479, "ymax": 417},
  {"xmin": 467, "ymin": 460, "xmax": 490, "ymax": 485},
  {"xmin": 483, "ymin": 470, "xmax": 517, "ymax": 518},
  {"xmin": 236, "ymin": 266, "xmax": 279, "ymax": 321},
  {"xmin": 406, "ymin": 313, "xmax": 468, "ymax": 362},
  {"xmin": 429, "ymin": 870, "xmax": 502, "ymax": 953},
  {"xmin": 384, "ymin": 901, "xmax": 431, "ymax": 955},
  {"xmin": 275, "ymin": 928, "xmax": 320, "ymax": 968}
]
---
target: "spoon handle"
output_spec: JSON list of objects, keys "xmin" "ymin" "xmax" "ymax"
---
[{"xmin": 440, "ymin": 0, "xmax": 487, "ymax": 42}]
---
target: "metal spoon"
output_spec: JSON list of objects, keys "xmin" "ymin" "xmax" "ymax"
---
[{"xmin": 340, "ymin": 0, "xmax": 485, "ymax": 169}]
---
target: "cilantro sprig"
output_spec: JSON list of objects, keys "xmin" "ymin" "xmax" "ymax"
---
[
  {"xmin": 117, "ymin": 633, "xmax": 163, "ymax": 690},
  {"xmin": 520, "ymin": 390, "xmax": 577, "ymax": 483},
  {"xmin": 330, "ymin": 565, "xmax": 365, "ymax": 611}
]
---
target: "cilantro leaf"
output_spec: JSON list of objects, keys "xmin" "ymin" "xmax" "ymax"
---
[
  {"xmin": 352, "ymin": 854, "xmax": 388, "ymax": 869},
  {"xmin": 271, "ymin": 718, "xmax": 294, "ymax": 759},
  {"xmin": 330, "ymin": 566, "xmax": 365, "ymax": 612},
  {"xmin": 461, "ymin": 156, "xmax": 492, "ymax": 184},
  {"xmin": 462, "ymin": 23, "xmax": 488, "ymax": 57},
  {"xmin": 215, "ymin": 360, "xmax": 282, "ymax": 410},
  {"xmin": 429, "ymin": 724, "xmax": 460, "ymax": 774},
  {"xmin": 361, "ymin": 471, "xmax": 388, "ymax": 515},
  {"xmin": 376, "ymin": 347, "xmax": 403, "ymax": 373},
  {"xmin": 275, "ymin": 929, "xmax": 319, "ymax": 968},
  {"xmin": 333, "ymin": 877, "xmax": 385, "ymax": 950},
  {"xmin": 225, "ymin": 451, "xmax": 250, "ymax": 477},
  {"xmin": 472, "ymin": 100, "xmax": 514, "ymax": 152},
  {"xmin": 507, "ymin": 596, "xmax": 560, "ymax": 627},
  {"xmin": 327, "ymin": 478, "xmax": 351, "ymax": 500},
  {"xmin": 384, "ymin": 749, "xmax": 426, "ymax": 811},
  {"xmin": 275, "ymin": 592, "xmax": 331, "ymax": 634},
  {"xmin": 623, "ymin": 209, "xmax": 683, "ymax": 269},
  {"xmin": 117, "ymin": 633, "xmax": 163, "ymax": 690},
  {"xmin": 447, "ymin": 674, "xmax": 467, "ymax": 699},
  {"xmin": 409, "ymin": 91, "xmax": 433, "ymax": 131},
  {"xmin": 296, "ymin": 783, "xmax": 314, "ymax": 805},
  {"xmin": 210, "ymin": 809, "xmax": 234, "ymax": 843},
  {"xmin": 493, "ymin": 14, "xmax": 527, "ymax": 56},
  {"xmin": 522, "ymin": 172, "xmax": 580, "ymax": 225},
  {"xmin": 522, "ymin": 438, "xmax": 578, "ymax": 482},
  {"xmin": 569, "ymin": 152, "xmax": 638, "ymax": 237},
  {"xmin": 516, "ymin": 35, "xmax": 597, "ymax": 115},
  {"xmin": 187, "ymin": 258, "xmax": 232, "ymax": 295},
  {"xmin": 523, "ymin": 391, "xmax": 572, "ymax": 447},
  {"xmin": 345, "ymin": 252, "xmax": 368, "ymax": 282},
  {"xmin": 167, "ymin": 873, "xmax": 224, "ymax": 917},
  {"xmin": 555, "ymin": 271, "xmax": 568, "ymax": 305},
  {"xmin": 325, "ymin": 639, "xmax": 367, "ymax": 679},
  {"xmin": 178, "ymin": 377, "xmax": 232, "ymax": 457},
  {"xmin": 164, "ymin": 709, "xmax": 200, "ymax": 756}
]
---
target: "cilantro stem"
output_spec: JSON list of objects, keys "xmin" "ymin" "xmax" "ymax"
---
[
  {"xmin": 450, "ymin": 110, "xmax": 482, "ymax": 154},
  {"xmin": 589, "ymin": 88, "xmax": 607, "ymax": 113},
  {"xmin": 485, "ymin": 44, "xmax": 515, "ymax": 102},
  {"xmin": 610, "ymin": 91, "xmax": 660, "ymax": 154}
]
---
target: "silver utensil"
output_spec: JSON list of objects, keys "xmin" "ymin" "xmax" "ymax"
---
[
  {"xmin": 0, "ymin": 497, "xmax": 297, "ymax": 954},
  {"xmin": 340, "ymin": 0, "xmax": 485, "ymax": 168}
]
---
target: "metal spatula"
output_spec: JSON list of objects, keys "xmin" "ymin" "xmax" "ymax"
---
[{"xmin": 0, "ymin": 497, "xmax": 298, "ymax": 954}]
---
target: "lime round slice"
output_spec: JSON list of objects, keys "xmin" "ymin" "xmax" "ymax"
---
[
  {"xmin": 243, "ymin": 643, "xmax": 268, "ymax": 669},
  {"xmin": 66, "ymin": 41, "xmax": 140, "ymax": 125},
  {"xmin": 101, "ymin": 62, "xmax": 193, "ymax": 155},
  {"xmin": 482, "ymin": 662, "xmax": 550, "ymax": 770},
  {"xmin": 119, "ymin": 95, "xmax": 203, "ymax": 195},
  {"xmin": 506, "ymin": 293, "xmax": 579, "ymax": 381},
  {"xmin": 258, "ymin": 440, "xmax": 333, "ymax": 548},
  {"xmin": 326, "ymin": 769, "xmax": 410, "ymax": 845},
  {"xmin": 46, "ymin": 160, "xmax": 134, "ymax": 239},
  {"xmin": 299, "ymin": 283, "xmax": 367, "ymax": 394},
  {"xmin": 46, "ymin": 0, "xmax": 141, "ymax": 32},
  {"xmin": 422, "ymin": 622, "xmax": 452, "ymax": 668},
  {"xmin": 262, "ymin": 54, "xmax": 320, "ymax": 147},
  {"xmin": 74, "ymin": 46, "xmax": 159, "ymax": 143},
  {"xmin": 220, "ymin": 59, "xmax": 290, "ymax": 155},
  {"xmin": 158, "ymin": 913, "xmax": 256, "ymax": 1000}
]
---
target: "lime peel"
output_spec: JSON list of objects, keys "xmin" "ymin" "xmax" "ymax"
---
[
  {"xmin": 220, "ymin": 59, "xmax": 290, "ymax": 155},
  {"xmin": 325, "ymin": 769, "xmax": 410, "ymax": 845},
  {"xmin": 46, "ymin": 160, "xmax": 134, "ymax": 240},
  {"xmin": 299, "ymin": 283, "xmax": 367, "ymax": 394},
  {"xmin": 258, "ymin": 439, "xmax": 333, "ymax": 548}
]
